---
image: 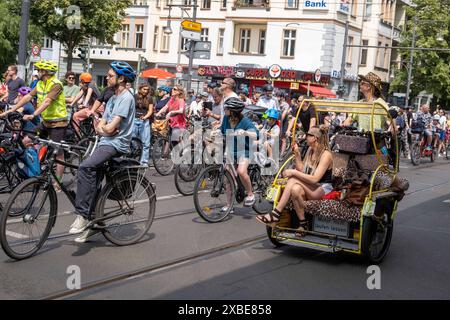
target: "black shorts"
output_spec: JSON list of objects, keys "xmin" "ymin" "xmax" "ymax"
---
[{"xmin": 38, "ymin": 124, "xmax": 67, "ymax": 142}]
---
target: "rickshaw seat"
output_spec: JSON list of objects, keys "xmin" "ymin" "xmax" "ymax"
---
[{"xmin": 304, "ymin": 199, "xmax": 361, "ymax": 223}]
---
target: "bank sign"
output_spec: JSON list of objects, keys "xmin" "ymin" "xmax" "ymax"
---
[{"xmin": 303, "ymin": 0, "xmax": 329, "ymax": 10}]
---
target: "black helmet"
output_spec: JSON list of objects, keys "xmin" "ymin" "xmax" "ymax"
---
[
  {"xmin": 263, "ymin": 84, "xmax": 274, "ymax": 92},
  {"xmin": 224, "ymin": 97, "xmax": 245, "ymax": 113}
]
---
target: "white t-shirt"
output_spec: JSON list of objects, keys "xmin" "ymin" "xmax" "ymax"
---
[
  {"xmin": 257, "ymin": 96, "xmax": 279, "ymax": 111},
  {"xmin": 189, "ymin": 100, "xmax": 203, "ymax": 117},
  {"xmin": 440, "ymin": 116, "xmax": 447, "ymax": 128}
]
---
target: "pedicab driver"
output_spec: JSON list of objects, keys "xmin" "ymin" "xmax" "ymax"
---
[{"xmin": 69, "ymin": 61, "xmax": 136, "ymax": 243}]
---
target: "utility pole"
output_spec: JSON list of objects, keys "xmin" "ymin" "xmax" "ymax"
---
[
  {"xmin": 405, "ymin": 16, "xmax": 416, "ymax": 109},
  {"xmin": 338, "ymin": 20, "xmax": 349, "ymax": 99},
  {"xmin": 186, "ymin": 0, "xmax": 198, "ymax": 92},
  {"xmin": 87, "ymin": 40, "xmax": 92, "ymax": 73},
  {"xmin": 18, "ymin": 0, "xmax": 31, "ymax": 80},
  {"xmin": 177, "ymin": 10, "xmax": 184, "ymax": 85}
]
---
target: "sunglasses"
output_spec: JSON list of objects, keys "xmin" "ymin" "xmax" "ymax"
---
[{"xmin": 68, "ymin": 77, "xmax": 75, "ymax": 80}]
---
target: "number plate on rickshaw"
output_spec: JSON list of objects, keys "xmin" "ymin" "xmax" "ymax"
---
[{"xmin": 313, "ymin": 216, "xmax": 349, "ymax": 237}]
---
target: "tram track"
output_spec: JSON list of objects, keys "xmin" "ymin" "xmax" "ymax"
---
[{"xmin": 40, "ymin": 234, "xmax": 266, "ymax": 300}]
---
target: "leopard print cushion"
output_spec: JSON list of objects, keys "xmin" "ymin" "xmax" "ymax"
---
[{"xmin": 305, "ymin": 199, "xmax": 361, "ymax": 223}]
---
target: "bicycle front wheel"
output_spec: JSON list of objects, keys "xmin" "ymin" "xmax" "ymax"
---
[
  {"xmin": 95, "ymin": 172, "xmax": 156, "ymax": 246},
  {"xmin": 0, "ymin": 177, "xmax": 57, "ymax": 260},
  {"xmin": 174, "ymin": 164, "xmax": 202, "ymax": 196},
  {"xmin": 193, "ymin": 166, "xmax": 235, "ymax": 223},
  {"xmin": 152, "ymin": 136, "xmax": 174, "ymax": 176}
]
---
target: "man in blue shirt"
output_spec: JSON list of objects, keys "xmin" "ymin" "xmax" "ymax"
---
[
  {"xmin": 70, "ymin": 61, "xmax": 137, "ymax": 243},
  {"xmin": 220, "ymin": 97, "xmax": 259, "ymax": 208}
]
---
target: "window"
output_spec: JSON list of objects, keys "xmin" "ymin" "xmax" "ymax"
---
[
  {"xmin": 201, "ymin": 28, "xmax": 209, "ymax": 42},
  {"xmin": 43, "ymin": 37, "xmax": 53, "ymax": 49},
  {"xmin": 376, "ymin": 41, "xmax": 382, "ymax": 67},
  {"xmin": 135, "ymin": 24, "xmax": 144, "ymax": 48},
  {"xmin": 183, "ymin": 0, "xmax": 192, "ymax": 5},
  {"xmin": 156, "ymin": 0, "xmax": 161, "ymax": 7},
  {"xmin": 350, "ymin": 0, "xmax": 357, "ymax": 17},
  {"xmin": 201, "ymin": 0, "xmax": 211, "ymax": 9},
  {"xmin": 239, "ymin": 29, "xmax": 251, "ymax": 53},
  {"xmin": 161, "ymin": 31, "xmax": 170, "ymax": 52},
  {"xmin": 282, "ymin": 29, "xmax": 296, "ymax": 57},
  {"xmin": 259, "ymin": 29, "xmax": 266, "ymax": 54},
  {"xmin": 360, "ymin": 39, "xmax": 368, "ymax": 65},
  {"xmin": 133, "ymin": 0, "xmax": 148, "ymax": 5},
  {"xmin": 217, "ymin": 28, "xmax": 225, "ymax": 55},
  {"xmin": 384, "ymin": 43, "xmax": 390, "ymax": 68},
  {"xmin": 346, "ymin": 36, "xmax": 353, "ymax": 64},
  {"xmin": 364, "ymin": 0, "xmax": 372, "ymax": 19},
  {"xmin": 120, "ymin": 24, "xmax": 130, "ymax": 47},
  {"xmin": 221, "ymin": 0, "xmax": 227, "ymax": 9},
  {"xmin": 285, "ymin": 0, "xmax": 299, "ymax": 9},
  {"xmin": 153, "ymin": 26, "xmax": 159, "ymax": 51},
  {"xmin": 164, "ymin": 0, "xmax": 173, "ymax": 8}
]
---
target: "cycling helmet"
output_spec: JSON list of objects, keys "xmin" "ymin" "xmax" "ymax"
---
[
  {"xmin": 18, "ymin": 86, "xmax": 32, "ymax": 96},
  {"xmin": 79, "ymin": 72, "xmax": 92, "ymax": 83},
  {"xmin": 34, "ymin": 60, "xmax": 58, "ymax": 73},
  {"xmin": 110, "ymin": 61, "xmax": 136, "ymax": 82},
  {"xmin": 224, "ymin": 97, "xmax": 245, "ymax": 113},
  {"xmin": 266, "ymin": 108, "xmax": 279, "ymax": 120},
  {"xmin": 433, "ymin": 114, "xmax": 440, "ymax": 121},
  {"xmin": 263, "ymin": 84, "xmax": 274, "ymax": 92},
  {"xmin": 158, "ymin": 85, "xmax": 172, "ymax": 94}
]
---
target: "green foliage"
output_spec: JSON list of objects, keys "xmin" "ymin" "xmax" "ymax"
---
[
  {"xmin": 30, "ymin": 0, "xmax": 132, "ymax": 69},
  {"xmin": 0, "ymin": 0, "xmax": 43, "ymax": 73},
  {"xmin": 390, "ymin": 0, "xmax": 450, "ymax": 106}
]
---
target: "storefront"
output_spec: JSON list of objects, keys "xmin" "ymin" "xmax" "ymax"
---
[{"xmin": 197, "ymin": 64, "xmax": 336, "ymax": 98}]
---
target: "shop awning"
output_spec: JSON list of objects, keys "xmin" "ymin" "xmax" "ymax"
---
[
  {"xmin": 140, "ymin": 68, "xmax": 175, "ymax": 79},
  {"xmin": 299, "ymin": 84, "xmax": 336, "ymax": 98}
]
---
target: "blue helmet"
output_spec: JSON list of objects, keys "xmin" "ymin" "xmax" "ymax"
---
[
  {"xmin": 266, "ymin": 108, "xmax": 279, "ymax": 120},
  {"xmin": 110, "ymin": 61, "xmax": 136, "ymax": 82},
  {"xmin": 158, "ymin": 85, "xmax": 172, "ymax": 94}
]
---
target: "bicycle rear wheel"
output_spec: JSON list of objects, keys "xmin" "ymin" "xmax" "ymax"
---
[
  {"xmin": 193, "ymin": 166, "xmax": 235, "ymax": 223},
  {"xmin": 152, "ymin": 136, "xmax": 174, "ymax": 176},
  {"xmin": 95, "ymin": 171, "xmax": 156, "ymax": 246},
  {"xmin": 0, "ymin": 177, "xmax": 57, "ymax": 260},
  {"xmin": 174, "ymin": 164, "xmax": 202, "ymax": 196}
]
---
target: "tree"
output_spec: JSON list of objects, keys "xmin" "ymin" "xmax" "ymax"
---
[
  {"xmin": 30, "ymin": 0, "xmax": 132, "ymax": 71},
  {"xmin": 390, "ymin": 0, "xmax": 450, "ymax": 108},
  {"xmin": 0, "ymin": 0, "xmax": 42, "ymax": 74}
]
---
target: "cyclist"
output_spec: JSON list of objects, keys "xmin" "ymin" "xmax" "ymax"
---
[
  {"xmin": 71, "ymin": 73, "xmax": 101, "ymax": 132},
  {"xmin": 256, "ymin": 84, "xmax": 279, "ymax": 111},
  {"xmin": 63, "ymin": 71, "xmax": 80, "ymax": 105},
  {"xmin": 155, "ymin": 85, "xmax": 187, "ymax": 146},
  {"xmin": 155, "ymin": 85, "xmax": 171, "ymax": 113},
  {"xmin": 133, "ymin": 83, "xmax": 154, "ymax": 166},
  {"xmin": 415, "ymin": 104, "xmax": 433, "ymax": 151},
  {"xmin": 69, "ymin": 61, "xmax": 136, "ymax": 242},
  {"xmin": 0, "ymin": 60, "xmax": 68, "ymax": 183},
  {"xmin": 0, "ymin": 65, "xmax": 26, "ymax": 104},
  {"xmin": 220, "ymin": 78, "xmax": 239, "ymax": 102},
  {"xmin": 16, "ymin": 86, "xmax": 41, "ymax": 131},
  {"xmin": 260, "ymin": 108, "xmax": 280, "ymax": 159},
  {"xmin": 187, "ymin": 93, "xmax": 203, "ymax": 119},
  {"xmin": 219, "ymin": 97, "xmax": 259, "ymax": 209}
]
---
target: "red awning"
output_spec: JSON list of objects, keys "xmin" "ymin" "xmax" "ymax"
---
[
  {"xmin": 140, "ymin": 68, "xmax": 175, "ymax": 79},
  {"xmin": 299, "ymin": 84, "xmax": 336, "ymax": 98}
]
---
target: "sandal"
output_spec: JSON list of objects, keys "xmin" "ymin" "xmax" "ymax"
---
[
  {"xmin": 295, "ymin": 219, "xmax": 309, "ymax": 238},
  {"xmin": 256, "ymin": 208, "xmax": 281, "ymax": 226}
]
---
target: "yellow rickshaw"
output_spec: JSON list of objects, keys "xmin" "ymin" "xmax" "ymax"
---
[{"xmin": 265, "ymin": 99, "xmax": 407, "ymax": 263}]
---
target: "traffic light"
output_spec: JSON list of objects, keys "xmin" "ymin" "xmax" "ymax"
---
[
  {"xmin": 140, "ymin": 56, "xmax": 148, "ymax": 70},
  {"xmin": 78, "ymin": 47, "xmax": 87, "ymax": 62}
]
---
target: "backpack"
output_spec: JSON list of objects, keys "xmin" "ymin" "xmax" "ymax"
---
[
  {"xmin": 410, "ymin": 114, "xmax": 425, "ymax": 133},
  {"xmin": 15, "ymin": 147, "xmax": 41, "ymax": 179}
]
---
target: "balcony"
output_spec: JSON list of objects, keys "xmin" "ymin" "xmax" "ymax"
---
[{"xmin": 233, "ymin": 0, "xmax": 270, "ymax": 9}]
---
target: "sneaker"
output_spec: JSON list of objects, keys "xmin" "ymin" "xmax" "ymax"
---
[
  {"xmin": 220, "ymin": 206, "xmax": 234, "ymax": 214},
  {"xmin": 74, "ymin": 229, "xmax": 101, "ymax": 243},
  {"xmin": 243, "ymin": 195, "xmax": 256, "ymax": 207},
  {"xmin": 69, "ymin": 215, "xmax": 90, "ymax": 234}
]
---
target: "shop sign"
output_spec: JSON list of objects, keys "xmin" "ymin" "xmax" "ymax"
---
[
  {"xmin": 268, "ymin": 64, "xmax": 282, "ymax": 78},
  {"xmin": 290, "ymin": 82, "xmax": 300, "ymax": 90},
  {"xmin": 331, "ymin": 70, "xmax": 358, "ymax": 81},
  {"xmin": 314, "ymin": 69, "xmax": 321, "ymax": 83},
  {"xmin": 338, "ymin": 0, "xmax": 350, "ymax": 14},
  {"xmin": 235, "ymin": 69, "xmax": 245, "ymax": 78},
  {"xmin": 303, "ymin": 0, "xmax": 329, "ymax": 10}
]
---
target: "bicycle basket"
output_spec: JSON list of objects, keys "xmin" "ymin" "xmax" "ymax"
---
[
  {"xmin": 106, "ymin": 158, "xmax": 140, "ymax": 201},
  {"xmin": 152, "ymin": 119, "xmax": 169, "ymax": 136}
]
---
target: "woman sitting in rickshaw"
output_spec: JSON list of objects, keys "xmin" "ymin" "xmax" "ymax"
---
[{"xmin": 256, "ymin": 125, "xmax": 333, "ymax": 235}]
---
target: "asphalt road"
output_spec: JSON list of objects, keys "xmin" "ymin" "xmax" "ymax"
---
[{"xmin": 0, "ymin": 158, "xmax": 449, "ymax": 300}]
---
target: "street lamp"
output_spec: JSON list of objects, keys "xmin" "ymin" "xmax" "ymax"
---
[{"xmin": 163, "ymin": 25, "xmax": 173, "ymax": 35}]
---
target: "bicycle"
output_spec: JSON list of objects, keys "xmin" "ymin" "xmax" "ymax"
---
[
  {"xmin": 192, "ymin": 134, "xmax": 275, "ymax": 223},
  {"xmin": 410, "ymin": 131, "xmax": 435, "ymax": 165},
  {"xmin": 0, "ymin": 137, "xmax": 156, "ymax": 260}
]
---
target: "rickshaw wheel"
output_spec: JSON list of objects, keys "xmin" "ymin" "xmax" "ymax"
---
[
  {"xmin": 361, "ymin": 214, "xmax": 393, "ymax": 264},
  {"xmin": 266, "ymin": 226, "xmax": 284, "ymax": 247}
]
